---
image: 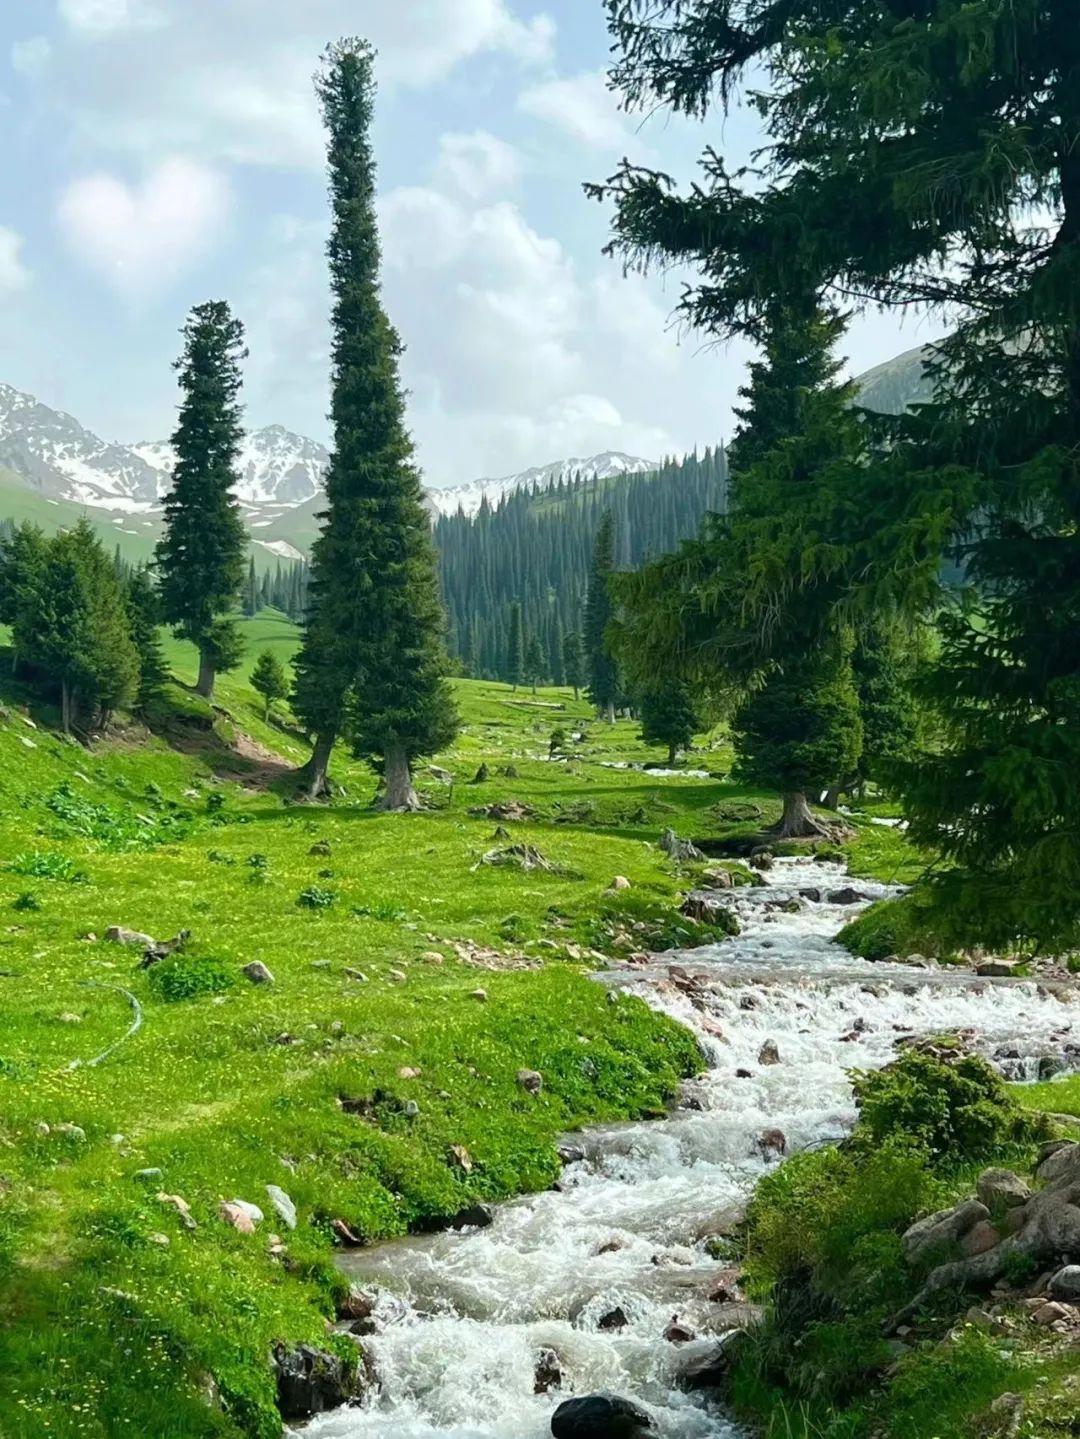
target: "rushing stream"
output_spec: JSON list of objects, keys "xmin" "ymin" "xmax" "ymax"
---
[{"xmin": 298, "ymin": 858, "xmax": 1079, "ymax": 1439}]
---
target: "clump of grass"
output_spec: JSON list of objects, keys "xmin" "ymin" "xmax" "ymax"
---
[
  {"xmin": 350, "ymin": 901, "xmax": 406, "ymax": 922},
  {"xmin": 10, "ymin": 851, "xmax": 88, "ymax": 883},
  {"xmin": 147, "ymin": 953, "xmax": 237, "ymax": 1002},
  {"xmin": 12, "ymin": 892, "xmax": 42, "ymax": 912},
  {"xmin": 297, "ymin": 884, "xmax": 337, "ymax": 910}
]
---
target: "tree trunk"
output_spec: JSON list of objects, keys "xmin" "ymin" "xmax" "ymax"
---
[
  {"xmin": 823, "ymin": 785, "xmax": 842, "ymax": 811},
  {"xmin": 195, "ymin": 648, "xmax": 215, "ymax": 699},
  {"xmin": 61, "ymin": 679, "xmax": 72, "ymax": 736},
  {"xmin": 572, "ymin": 684, "xmax": 579, "ymax": 701},
  {"xmin": 298, "ymin": 730, "xmax": 335, "ymax": 800},
  {"xmin": 605, "ymin": 700, "xmax": 616, "ymax": 725},
  {"xmin": 668, "ymin": 741, "xmax": 677, "ymax": 767},
  {"xmin": 377, "ymin": 742, "xmax": 422, "ymax": 812},
  {"xmin": 772, "ymin": 790, "xmax": 832, "ymax": 840}
]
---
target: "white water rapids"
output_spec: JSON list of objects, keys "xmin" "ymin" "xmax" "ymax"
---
[{"xmin": 299, "ymin": 858, "xmax": 1078, "ymax": 1439}]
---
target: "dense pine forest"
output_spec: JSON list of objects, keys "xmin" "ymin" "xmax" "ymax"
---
[{"xmin": 435, "ymin": 445, "xmax": 727, "ymax": 680}]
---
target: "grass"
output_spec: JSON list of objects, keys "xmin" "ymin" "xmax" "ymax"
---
[{"xmin": 0, "ymin": 614, "xmax": 927, "ymax": 1437}]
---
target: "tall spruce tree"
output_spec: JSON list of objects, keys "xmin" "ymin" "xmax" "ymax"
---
[
  {"xmin": 598, "ymin": 0, "xmax": 1080, "ymax": 948},
  {"xmin": 291, "ymin": 40, "xmax": 456, "ymax": 807},
  {"xmin": 156, "ymin": 301, "xmax": 247, "ymax": 700},
  {"xmin": 506, "ymin": 602, "xmax": 524, "ymax": 690},
  {"xmin": 585, "ymin": 510, "xmax": 619, "ymax": 722}
]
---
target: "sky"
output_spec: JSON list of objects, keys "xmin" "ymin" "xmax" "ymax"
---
[{"xmin": 0, "ymin": 0, "xmax": 946, "ymax": 491}]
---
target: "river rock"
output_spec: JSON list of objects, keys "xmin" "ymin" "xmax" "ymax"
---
[
  {"xmin": 219, "ymin": 1201, "xmax": 256, "ymax": 1234},
  {"xmin": 266, "ymin": 1184, "xmax": 297, "ymax": 1231},
  {"xmin": 551, "ymin": 1393, "xmax": 655, "ymax": 1438},
  {"xmin": 663, "ymin": 1317, "xmax": 695, "ymax": 1343},
  {"xmin": 758, "ymin": 1039, "xmax": 780, "ymax": 1066},
  {"xmin": 960, "ymin": 1220, "xmax": 1002, "ymax": 1257},
  {"xmin": 901, "ymin": 1199, "xmax": 989, "ymax": 1264},
  {"xmin": 976, "ymin": 1168, "xmax": 1030, "ymax": 1210},
  {"xmin": 825, "ymin": 887, "xmax": 869, "ymax": 906},
  {"xmin": 701, "ymin": 868, "xmax": 735, "ymax": 890},
  {"xmin": 1049, "ymin": 1266, "xmax": 1080, "ymax": 1300},
  {"xmin": 608, "ymin": 876, "xmax": 632, "ymax": 891},
  {"xmin": 1035, "ymin": 1141, "xmax": 1080, "ymax": 1185},
  {"xmin": 676, "ymin": 1329, "xmax": 748, "ymax": 1391},
  {"xmin": 975, "ymin": 958, "xmax": 1024, "ymax": 978},
  {"xmin": 517, "ymin": 1068, "xmax": 543, "ymax": 1095},
  {"xmin": 749, "ymin": 848, "xmax": 773, "ymax": 871},
  {"xmin": 243, "ymin": 961, "xmax": 274, "ymax": 985},
  {"xmin": 273, "ymin": 1342, "xmax": 352, "ymax": 1420},
  {"xmin": 450, "ymin": 1203, "xmax": 495, "ymax": 1230},
  {"xmin": 756, "ymin": 1128, "xmax": 787, "ymax": 1159},
  {"xmin": 597, "ymin": 1305, "xmax": 628, "ymax": 1331},
  {"xmin": 557, "ymin": 1142, "xmax": 586, "ymax": 1166},
  {"xmin": 105, "ymin": 925, "xmax": 156, "ymax": 948},
  {"xmin": 1032, "ymin": 1301, "xmax": 1074, "ymax": 1327},
  {"xmin": 534, "ymin": 1347, "xmax": 563, "ymax": 1394}
]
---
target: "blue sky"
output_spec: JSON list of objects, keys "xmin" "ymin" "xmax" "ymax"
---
[{"xmin": 0, "ymin": 0, "xmax": 945, "ymax": 489}]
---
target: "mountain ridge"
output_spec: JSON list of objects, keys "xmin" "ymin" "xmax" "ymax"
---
[{"xmin": 0, "ymin": 340, "xmax": 933, "ymax": 551}]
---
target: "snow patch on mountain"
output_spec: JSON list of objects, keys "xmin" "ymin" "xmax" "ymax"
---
[
  {"xmin": 424, "ymin": 451, "xmax": 658, "ymax": 518},
  {"xmin": 133, "ymin": 426, "xmax": 330, "ymax": 507}
]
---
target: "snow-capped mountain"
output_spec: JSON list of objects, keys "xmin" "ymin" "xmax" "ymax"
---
[
  {"xmin": 0, "ymin": 382, "xmax": 163, "ymax": 512},
  {"xmin": 0, "ymin": 381, "xmax": 658, "ymax": 525},
  {"xmin": 133, "ymin": 426, "xmax": 330, "ymax": 508},
  {"xmin": 425, "ymin": 451, "xmax": 657, "ymax": 518}
]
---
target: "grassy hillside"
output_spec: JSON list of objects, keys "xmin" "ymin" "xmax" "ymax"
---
[{"xmin": 0, "ymin": 620, "xmax": 920, "ymax": 1437}]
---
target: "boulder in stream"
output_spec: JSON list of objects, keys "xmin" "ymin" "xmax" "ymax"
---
[
  {"xmin": 272, "ymin": 1341, "xmax": 353, "ymax": 1420},
  {"xmin": 551, "ymin": 1393, "xmax": 655, "ymax": 1438}
]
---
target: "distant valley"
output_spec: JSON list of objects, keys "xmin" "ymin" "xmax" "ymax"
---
[{"xmin": 0, "ymin": 341, "xmax": 931, "ymax": 564}]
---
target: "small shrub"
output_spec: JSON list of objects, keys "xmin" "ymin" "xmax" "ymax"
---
[
  {"xmin": 10, "ymin": 851, "xmax": 88, "ymax": 884},
  {"xmin": 146, "ymin": 954, "xmax": 236, "ymax": 1002},
  {"xmin": 851, "ymin": 1046, "xmax": 1049, "ymax": 1166},
  {"xmin": 297, "ymin": 885, "xmax": 337, "ymax": 910},
  {"xmin": 12, "ymin": 893, "xmax": 42, "ymax": 913}
]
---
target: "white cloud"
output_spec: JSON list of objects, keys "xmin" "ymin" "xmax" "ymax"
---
[
  {"xmin": 0, "ymin": 228, "xmax": 31, "ymax": 295},
  {"xmin": 48, "ymin": 1, "xmax": 555, "ymax": 171},
  {"xmin": 10, "ymin": 36, "xmax": 53, "ymax": 79},
  {"xmin": 435, "ymin": 131, "xmax": 521, "ymax": 200},
  {"xmin": 58, "ymin": 0, "xmax": 164, "ymax": 35},
  {"xmin": 518, "ymin": 70, "xmax": 631, "ymax": 151},
  {"xmin": 56, "ymin": 157, "xmax": 230, "ymax": 300}
]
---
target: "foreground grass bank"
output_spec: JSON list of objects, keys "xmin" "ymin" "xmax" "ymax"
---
[{"xmin": 723, "ymin": 1046, "xmax": 1080, "ymax": 1439}]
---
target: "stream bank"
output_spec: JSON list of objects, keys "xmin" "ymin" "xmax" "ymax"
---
[{"xmin": 297, "ymin": 858, "xmax": 1079, "ymax": 1438}]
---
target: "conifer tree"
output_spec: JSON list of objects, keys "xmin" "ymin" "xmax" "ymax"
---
[
  {"xmin": 244, "ymin": 556, "xmax": 259, "ymax": 617},
  {"xmin": 640, "ymin": 681, "xmax": 698, "ymax": 766},
  {"xmin": 585, "ymin": 510, "xmax": 619, "ymax": 722},
  {"xmin": 0, "ymin": 522, "xmax": 47, "ymax": 675},
  {"xmin": 506, "ymin": 602, "xmax": 524, "ymax": 690},
  {"xmin": 16, "ymin": 520, "xmax": 138, "ymax": 733},
  {"xmin": 599, "ymin": 0, "xmax": 1080, "ymax": 947},
  {"xmin": 250, "ymin": 649, "xmax": 289, "ymax": 721},
  {"xmin": 126, "ymin": 565, "xmax": 169, "ymax": 708},
  {"xmin": 292, "ymin": 40, "xmax": 456, "ymax": 806},
  {"xmin": 524, "ymin": 633, "xmax": 544, "ymax": 694},
  {"xmin": 563, "ymin": 629, "xmax": 585, "ymax": 701},
  {"xmin": 156, "ymin": 301, "xmax": 248, "ymax": 700},
  {"xmin": 549, "ymin": 615, "xmax": 566, "ymax": 687}
]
